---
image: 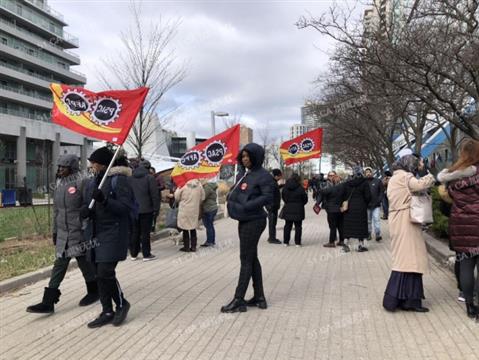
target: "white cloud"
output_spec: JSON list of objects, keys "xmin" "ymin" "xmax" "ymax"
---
[{"xmin": 51, "ymin": 0, "xmax": 335, "ymax": 141}]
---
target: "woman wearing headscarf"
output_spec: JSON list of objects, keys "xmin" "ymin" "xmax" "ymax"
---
[
  {"xmin": 341, "ymin": 166, "xmax": 371, "ymax": 252},
  {"xmin": 383, "ymin": 153, "xmax": 435, "ymax": 313},
  {"xmin": 438, "ymin": 139, "xmax": 479, "ymax": 320}
]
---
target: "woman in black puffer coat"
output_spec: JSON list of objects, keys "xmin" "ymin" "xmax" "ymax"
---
[
  {"xmin": 342, "ymin": 167, "xmax": 371, "ymax": 252},
  {"xmin": 281, "ymin": 173, "xmax": 308, "ymax": 246}
]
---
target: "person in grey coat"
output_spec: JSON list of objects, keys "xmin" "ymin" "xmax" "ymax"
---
[
  {"xmin": 26, "ymin": 154, "xmax": 98, "ymax": 314},
  {"xmin": 128, "ymin": 160, "xmax": 160, "ymax": 261}
]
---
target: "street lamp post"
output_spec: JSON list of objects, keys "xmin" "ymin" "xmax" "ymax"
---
[{"xmin": 211, "ymin": 111, "xmax": 229, "ymax": 136}]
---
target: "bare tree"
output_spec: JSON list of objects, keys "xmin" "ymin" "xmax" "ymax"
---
[
  {"xmin": 297, "ymin": 0, "xmax": 479, "ymax": 169},
  {"xmin": 99, "ymin": 3, "xmax": 187, "ymax": 158}
]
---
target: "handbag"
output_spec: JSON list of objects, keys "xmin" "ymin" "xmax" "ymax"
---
[
  {"xmin": 165, "ymin": 202, "xmax": 178, "ymax": 229},
  {"xmin": 313, "ymin": 203, "xmax": 321, "ymax": 215},
  {"xmin": 340, "ymin": 188, "xmax": 355, "ymax": 213},
  {"xmin": 406, "ymin": 177, "xmax": 433, "ymax": 224}
]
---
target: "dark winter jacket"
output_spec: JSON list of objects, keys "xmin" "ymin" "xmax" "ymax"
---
[
  {"xmin": 83, "ymin": 166, "xmax": 133, "ymax": 263},
  {"xmin": 128, "ymin": 166, "xmax": 160, "ymax": 214},
  {"xmin": 267, "ymin": 180, "xmax": 281, "ymax": 211},
  {"xmin": 366, "ymin": 177, "xmax": 384, "ymax": 209},
  {"xmin": 342, "ymin": 177, "xmax": 371, "ymax": 239},
  {"xmin": 320, "ymin": 181, "xmax": 345, "ymax": 213},
  {"xmin": 202, "ymin": 182, "xmax": 219, "ymax": 213},
  {"xmin": 53, "ymin": 156, "xmax": 91, "ymax": 258},
  {"xmin": 438, "ymin": 165, "xmax": 479, "ymax": 253},
  {"xmin": 281, "ymin": 179, "xmax": 308, "ymax": 221},
  {"xmin": 227, "ymin": 143, "xmax": 275, "ymax": 222}
]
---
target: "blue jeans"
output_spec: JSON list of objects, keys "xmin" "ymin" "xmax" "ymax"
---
[
  {"xmin": 202, "ymin": 209, "xmax": 217, "ymax": 244},
  {"xmin": 368, "ymin": 207, "xmax": 381, "ymax": 237}
]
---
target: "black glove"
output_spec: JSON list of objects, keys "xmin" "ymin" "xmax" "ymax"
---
[
  {"xmin": 52, "ymin": 233, "xmax": 57, "ymax": 245},
  {"xmin": 92, "ymin": 189, "xmax": 105, "ymax": 203},
  {"xmin": 80, "ymin": 207, "xmax": 94, "ymax": 219}
]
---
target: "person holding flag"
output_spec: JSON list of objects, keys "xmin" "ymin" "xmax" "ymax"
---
[
  {"xmin": 222, "ymin": 143, "xmax": 275, "ymax": 313},
  {"xmin": 81, "ymin": 147, "xmax": 134, "ymax": 328},
  {"xmin": 49, "ymin": 83, "xmax": 149, "ymax": 328}
]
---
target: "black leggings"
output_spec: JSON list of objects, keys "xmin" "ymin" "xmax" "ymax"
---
[
  {"xmin": 234, "ymin": 218, "xmax": 266, "ymax": 299},
  {"xmin": 459, "ymin": 254, "xmax": 479, "ymax": 303},
  {"xmin": 96, "ymin": 262, "xmax": 126, "ymax": 313}
]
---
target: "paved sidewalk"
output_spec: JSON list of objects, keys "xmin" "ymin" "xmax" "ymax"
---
[{"xmin": 1, "ymin": 208, "xmax": 478, "ymax": 360}]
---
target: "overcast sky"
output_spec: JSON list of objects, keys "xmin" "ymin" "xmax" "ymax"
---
[{"xmin": 50, "ymin": 0, "xmax": 338, "ymax": 142}]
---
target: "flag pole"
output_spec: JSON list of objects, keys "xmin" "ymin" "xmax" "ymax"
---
[{"xmin": 88, "ymin": 145, "xmax": 122, "ymax": 209}]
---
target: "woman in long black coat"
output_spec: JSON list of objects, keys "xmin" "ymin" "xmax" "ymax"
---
[
  {"xmin": 281, "ymin": 173, "xmax": 308, "ymax": 246},
  {"xmin": 342, "ymin": 167, "xmax": 371, "ymax": 252}
]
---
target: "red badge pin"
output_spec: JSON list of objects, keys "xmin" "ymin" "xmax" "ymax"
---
[
  {"xmin": 240, "ymin": 183, "xmax": 248, "ymax": 191},
  {"xmin": 68, "ymin": 186, "xmax": 76, "ymax": 194}
]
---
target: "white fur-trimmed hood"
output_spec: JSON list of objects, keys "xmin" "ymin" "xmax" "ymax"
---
[
  {"xmin": 107, "ymin": 166, "xmax": 132, "ymax": 177},
  {"xmin": 437, "ymin": 166, "xmax": 477, "ymax": 184}
]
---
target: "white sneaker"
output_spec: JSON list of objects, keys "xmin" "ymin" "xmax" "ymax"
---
[
  {"xmin": 295, "ymin": 245, "xmax": 301, "ymax": 248},
  {"xmin": 458, "ymin": 291, "xmax": 466, "ymax": 302},
  {"xmin": 283, "ymin": 243, "xmax": 289, "ymax": 247},
  {"xmin": 130, "ymin": 257, "xmax": 138, "ymax": 261}
]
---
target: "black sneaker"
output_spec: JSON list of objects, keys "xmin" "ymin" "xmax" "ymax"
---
[
  {"xmin": 268, "ymin": 239, "xmax": 282, "ymax": 244},
  {"xmin": 200, "ymin": 242, "xmax": 213, "ymax": 247},
  {"xmin": 358, "ymin": 245, "xmax": 369, "ymax": 252},
  {"xmin": 376, "ymin": 236, "xmax": 382, "ymax": 242},
  {"xmin": 342, "ymin": 244, "xmax": 350, "ymax": 253},
  {"xmin": 87, "ymin": 312, "xmax": 115, "ymax": 328},
  {"xmin": 143, "ymin": 254, "xmax": 156, "ymax": 262},
  {"xmin": 112, "ymin": 301, "xmax": 130, "ymax": 326}
]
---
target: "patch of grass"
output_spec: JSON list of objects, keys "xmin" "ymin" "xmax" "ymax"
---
[
  {"xmin": 0, "ymin": 237, "xmax": 54, "ymax": 281},
  {"xmin": 0, "ymin": 205, "xmax": 52, "ymax": 241}
]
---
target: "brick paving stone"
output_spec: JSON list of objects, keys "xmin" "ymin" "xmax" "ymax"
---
[{"xmin": 1, "ymin": 207, "xmax": 479, "ymax": 360}]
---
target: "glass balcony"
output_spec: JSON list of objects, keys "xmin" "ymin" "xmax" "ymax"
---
[
  {"xmin": 0, "ymin": 106, "xmax": 50, "ymax": 121},
  {"xmin": 0, "ymin": 16, "xmax": 80, "ymax": 61},
  {"xmin": 24, "ymin": 0, "xmax": 65, "ymax": 23},
  {"xmin": 0, "ymin": 61, "xmax": 53, "ymax": 83},
  {"xmin": 0, "ymin": 37, "xmax": 85, "ymax": 79},
  {"xmin": 0, "ymin": 0, "xmax": 78, "ymax": 47},
  {"xmin": 0, "ymin": 83, "xmax": 52, "ymax": 102}
]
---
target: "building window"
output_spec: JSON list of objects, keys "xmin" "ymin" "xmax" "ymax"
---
[{"xmin": 1, "ymin": 37, "xmax": 7, "ymax": 45}]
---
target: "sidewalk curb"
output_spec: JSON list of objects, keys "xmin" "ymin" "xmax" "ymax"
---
[
  {"xmin": 424, "ymin": 231, "xmax": 455, "ymax": 273},
  {"xmin": 0, "ymin": 212, "xmax": 225, "ymax": 294}
]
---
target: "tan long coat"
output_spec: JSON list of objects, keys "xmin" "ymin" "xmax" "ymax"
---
[
  {"xmin": 387, "ymin": 170, "xmax": 435, "ymax": 274},
  {"xmin": 175, "ymin": 179, "xmax": 205, "ymax": 230}
]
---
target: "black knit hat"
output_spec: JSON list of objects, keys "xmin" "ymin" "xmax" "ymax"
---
[{"xmin": 88, "ymin": 147, "xmax": 114, "ymax": 166}]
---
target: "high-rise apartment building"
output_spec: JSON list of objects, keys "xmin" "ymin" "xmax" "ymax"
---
[
  {"xmin": 363, "ymin": 0, "xmax": 416, "ymax": 38},
  {"xmin": 289, "ymin": 124, "xmax": 308, "ymax": 139},
  {"xmin": 0, "ymin": 0, "xmax": 89, "ymax": 192}
]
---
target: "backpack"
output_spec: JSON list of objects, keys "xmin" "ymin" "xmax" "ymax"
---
[{"xmin": 111, "ymin": 175, "xmax": 140, "ymax": 222}]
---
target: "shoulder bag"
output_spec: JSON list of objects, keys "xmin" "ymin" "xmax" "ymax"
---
[
  {"xmin": 406, "ymin": 176, "xmax": 433, "ymax": 224},
  {"xmin": 340, "ymin": 188, "xmax": 354, "ymax": 213}
]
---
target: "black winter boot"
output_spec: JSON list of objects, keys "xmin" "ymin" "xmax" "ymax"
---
[
  {"xmin": 221, "ymin": 298, "xmax": 247, "ymax": 313},
  {"xmin": 26, "ymin": 288, "xmax": 61, "ymax": 314},
  {"xmin": 79, "ymin": 281, "xmax": 100, "ymax": 306},
  {"xmin": 466, "ymin": 302, "xmax": 479, "ymax": 318}
]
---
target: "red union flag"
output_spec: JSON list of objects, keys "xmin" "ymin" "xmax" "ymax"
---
[
  {"xmin": 171, "ymin": 125, "xmax": 240, "ymax": 188},
  {"xmin": 50, "ymin": 83, "xmax": 149, "ymax": 145},
  {"xmin": 280, "ymin": 128, "xmax": 323, "ymax": 165}
]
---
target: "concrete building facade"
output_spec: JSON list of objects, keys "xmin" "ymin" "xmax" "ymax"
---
[{"xmin": 0, "ymin": 0, "xmax": 89, "ymax": 192}]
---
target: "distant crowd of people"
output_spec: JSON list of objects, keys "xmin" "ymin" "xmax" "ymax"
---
[{"xmin": 24, "ymin": 139, "xmax": 479, "ymax": 326}]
